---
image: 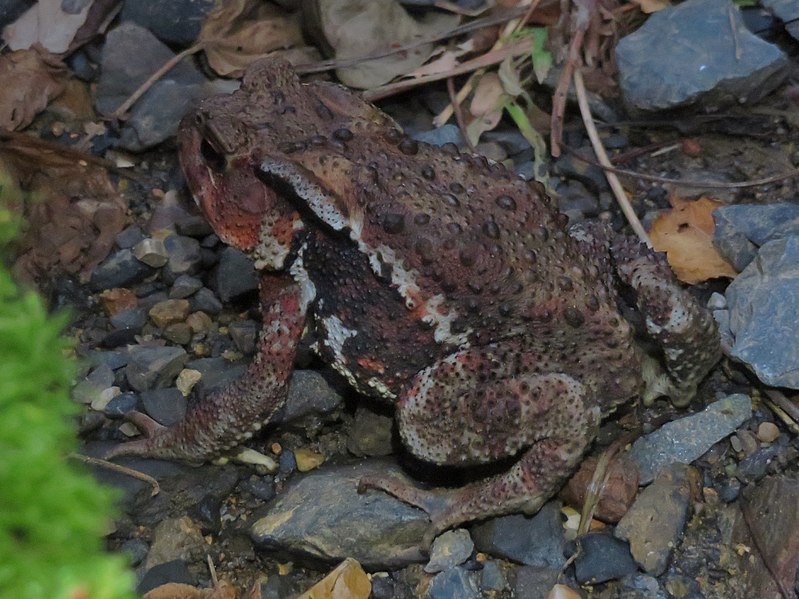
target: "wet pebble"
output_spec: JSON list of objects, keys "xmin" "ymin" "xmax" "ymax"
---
[
  {"xmin": 125, "ymin": 345, "xmax": 188, "ymax": 392},
  {"xmin": 471, "ymin": 501, "xmax": 566, "ymax": 568},
  {"xmin": 191, "ymin": 287, "xmax": 223, "ymax": 315},
  {"xmin": 89, "ymin": 249, "xmax": 155, "ymax": 291},
  {"xmin": 347, "ymin": 405, "xmax": 394, "ymax": 457},
  {"xmin": 428, "ymin": 567, "xmax": 480, "ymax": 599},
  {"xmin": 425, "ymin": 529, "xmax": 474, "ymax": 573},
  {"xmin": 213, "ymin": 247, "xmax": 258, "ymax": 302},
  {"xmin": 148, "ymin": 299, "xmax": 190, "ymax": 328},
  {"xmin": 164, "ymin": 235, "xmax": 202, "ymax": 279},
  {"xmin": 133, "ymin": 237, "xmax": 168, "ymax": 268},
  {"xmin": 229, "ymin": 319, "xmax": 258, "ymax": 355},
  {"xmin": 169, "ymin": 274, "xmax": 203, "ymax": 299},
  {"xmin": 140, "ymin": 387, "xmax": 187, "ymax": 426},
  {"xmin": 571, "ymin": 532, "xmax": 638, "ymax": 585}
]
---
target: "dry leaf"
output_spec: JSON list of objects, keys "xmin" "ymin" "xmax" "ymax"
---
[
  {"xmin": 144, "ymin": 581, "xmax": 237, "ymax": 599},
  {"xmin": 470, "ymin": 71, "xmax": 505, "ymax": 116},
  {"xmin": 0, "ymin": 49, "xmax": 68, "ymax": 131},
  {"xmin": 408, "ymin": 50, "xmax": 459, "ymax": 78},
  {"xmin": 296, "ymin": 558, "xmax": 371, "ymax": 599},
  {"xmin": 3, "ymin": 0, "xmax": 93, "ymax": 53},
  {"xmin": 199, "ymin": 0, "xmax": 304, "ymax": 77},
  {"xmin": 649, "ymin": 197, "xmax": 737, "ymax": 284},
  {"xmin": 1, "ymin": 137, "xmax": 128, "ymax": 289},
  {"xmin": 629, "ymin": 0, "xmax": 671, "ymax": 13},
  {"xmin": 310, "ymin": 0, "xmax": 459, "ymax": 89}
]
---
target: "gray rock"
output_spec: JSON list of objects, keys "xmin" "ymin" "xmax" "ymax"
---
[
  {"xmin": 763, "ymin": 0, "xmax": 799, "ymax": 41},
  {"xmin": 615, "ymin": 464, "xmax": 694, "ymax": 575},
  {"xmin": 164, "ymin": 235, "xmax": 202, "ymax": 279},
  {"xmin": 412, "ymin": 124, "xmax": 463, "ymax": 147},
  {"xmin": 191, "ymin": 287, "xmax": 223, "ymax": 315},
  {"xmin": 713, "ymin": 202, "xmax": 799, "ymax": 270},
  {"xmin": 511, "ymin": 566, "xmax": 560, "ymax": 599},
  {"xmin": 0, "ymin": 0, "xmax": 32, "ymax": 28},
  {"xmin": 145, "ymin": 516, "xmax": 206, "ymax": 570},
  {"xmin": 250, "ymin": 462, "xmax": 428, "ymax": 569},
  {"xmin": 614, "ymin": 573, "xmax": 669, "ymax": 599},
  {"xmin": 140, "ymin": 387, "xmax": 188, "ymax": 426},
  {"xmin": 272, "ymin": 370, "xmax": 344, "ymax": 424},
  {"xmin": 95, "ymin": 23, "xmax": 210, "ymax": 150},
  {"xmin": 169, "ymin": 274, "xmax": 203, "ymax": 299},
  {"xmin": 229, "ymin": 319, "xmax": 258, "ymax": 355},
  {"xmin": 175, "ymin": 214, "xmax": 214, "ymax": 238},
  {"xmin": 425, "ymin": 529, "xmax": 474, "ymax": 573},
  {"xmin": 470, "ymin": 501, "xmax": 566, "ymax": 568},
  {"xmin": 347, "ymin": 405, "xmax": 395, "ymax": 457},
  {"xmin": 185, "ymin": 357, "xmax": 247, "ymax": 398},
  {"xmin": 71, "ymin": 364, "xmax": 116, "ymax": 405},
  {"xmin": 616, "ymin": 0, "xmax": 789, "ymax": 113},
  {"xmin": 126, "ymin": 345, "xmax": 188, "ymax": 392},
  {"xmin": 573, "ymin": 533, "xmax": 638, "ymax": 585},
  {"xmin": 733, "ymin": 477, "xmax": 799, "ymax": 595},
  {"xmin": 110, "ymin": 307, "xmax": 147, "ymax": 331},
  {"xmin": 119, "ymin": 0, "xmax": 216, "ymax": 46},
  {"xmin": 213, "ymin": 247, "xmax": 258, "ymax": 302},
  {"xmin": 89, "ymin": 249, "xmax": 155, "ymax": 291},
  {"xmin": 133, "ymin": 238, "xmax": 169, "ymax": 268},
  {"xmin": 115, "ymin": 225, "xmax": 145, "ymax": 249},
  {"xmin": 480, "ymin": 561, "xmax": 507, "ymax": 591},
  {"xmin": 104, "ymin": 392, "xmax": 140, "ymax": 418},
  {"xmin": 629, "ymin": 394, "xmax": 752, "ymax": 484},
  {"xmin": 427, "ymin": 567, "xmax": 480, "ymax": 599},
  {"xmin": 137, "ymin": 559, "xmax": 194, "ymax": 595},
  {"xmin": 724, "ymin": 237, "xmax": 799, "ymax": 388}
]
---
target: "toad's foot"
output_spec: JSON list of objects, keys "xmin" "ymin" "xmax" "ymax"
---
[{"xmin": 105, "ymin": 275, "xmax": 306, "ymax": 463}]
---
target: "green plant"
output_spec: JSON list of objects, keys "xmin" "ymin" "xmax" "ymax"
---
[{"xmin": 0, "ymin": 170, "xmax": 134, "ymax": 599}]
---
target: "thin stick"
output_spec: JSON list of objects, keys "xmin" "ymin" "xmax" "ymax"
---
[
  {"xmin": 562, "ymin": 145, "xmax": 799, "ymax": 189},
  {"xmin": 447, "ymin": 76, "xmax": 476, "ymax": 153},
  {"xmin": 110, "ymin": 43, "xmax": 204, "ymax": 120},
  {"xmin": 71, "ymin": 453, "xmax": 161, "ymax": 496},
  {"xmin": 574, "ymin": 68, "xmax": 650, "ymax": 245}
]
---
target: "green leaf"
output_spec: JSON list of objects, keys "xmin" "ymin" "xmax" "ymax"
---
[{"xmin": 530, "ymin": 27, "xmax": 552, "ymax": 84}]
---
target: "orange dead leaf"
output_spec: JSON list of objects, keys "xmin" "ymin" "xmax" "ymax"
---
[
  {"xmin": 143, "ymin": 581, "xmax": 237, "ymax": 599},
  {"xmin": 649, "ymin": 197, "xmax": 737, "ymax": 284},
  {"xmin": 199, "ymin": 0, "xmax": 305, "ymax": 78}
]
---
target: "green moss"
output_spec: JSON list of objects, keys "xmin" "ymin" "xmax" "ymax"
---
[{"xmin": 0, "ymin": 173, "xmax": 134, "ymax": 599}]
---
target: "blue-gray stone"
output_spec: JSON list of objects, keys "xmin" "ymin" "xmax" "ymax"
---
[
  {"xmin": 629, "ymin": 394, "xmax": 752, "ymax": 484},
  {"xmin": 616, "ymin": 0, "xmax": 788, "ymax": 113},
  {"xmin": 713, "ymin": 203, "xmax": 799, "ymax": 271},
  {"xmin": 724, "ymin": 237, "xmax": 799, "ymax": 388}
]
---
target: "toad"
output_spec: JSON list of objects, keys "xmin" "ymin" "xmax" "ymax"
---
[{"xmin": 108, "ymin": 59, "xmax": 720, "ymax": 538}]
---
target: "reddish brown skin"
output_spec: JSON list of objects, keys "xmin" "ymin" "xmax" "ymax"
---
[{"xmin": 109, "ymin": 60, "xmax": 720, "ymax": 541}]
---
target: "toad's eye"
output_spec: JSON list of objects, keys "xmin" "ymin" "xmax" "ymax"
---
[{"xmin": 200, "ymin": 139, "xmax": 226, "ymax": 173}]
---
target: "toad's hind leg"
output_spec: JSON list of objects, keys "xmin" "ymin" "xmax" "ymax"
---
[{"xmin": 360, "ymin": 346, "xmax": 600, "ymax": 538}]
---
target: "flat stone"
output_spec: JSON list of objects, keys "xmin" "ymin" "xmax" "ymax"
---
[
  {"xmin": 89, "ymin": 249, "xmax": 155, "ymax": 292},
  {"xmin": 471, "ymin": 501, "xmax": 566, "ymax": 568},
  {"xmin": 615, "ymin": 464, "xmax": 695, "ymax": 575},
  {"xmin": 250, "ymin": 462, "xmax": 427, "ymax": 569},
  {"xmin": 628, "ymin": 394, "xmax": 752, "ymax": 484}
]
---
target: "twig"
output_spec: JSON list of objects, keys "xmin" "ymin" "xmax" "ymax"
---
[
  {"xmin": 573, "ymin": 68, "xmax": 650, "ymax": 245},
  {"xmin": 562, "ymin": 144, "xmax": 799, "ymax": 189},
  {"xmin": 432, "ymin": 0, "xmax": 540, "ymax": 126},
  {"xmin": 447, "ymin": 76, "xmax": 476, "ymax": 153},
  {"xmin": 363, "ymin": 37, "xmax": 533, "ymax": 101},
  {"xmin": 109, "ymin": 43, "xmax": 204, "ymax": 120},
  {"xmin": 70, "ymin": 453, "xmax": 161, "ymax": 496},
  {"xmin": 764, "ymin": 389, "xmax": 799, "ymax": 435},
  {"xmin": 0, "ymin": 131, "xmax": 146, "ymax": 182}
]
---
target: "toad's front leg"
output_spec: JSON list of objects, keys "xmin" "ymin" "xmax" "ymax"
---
[
  {"xmin": 105, "ymin": 272, "xmax": 307, "ymax": 462},
  {"xmin": 359, "ymin": 345, "xmax": 600, "ymax": 542}
]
